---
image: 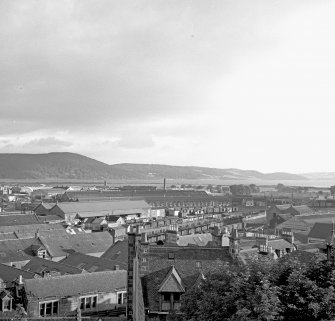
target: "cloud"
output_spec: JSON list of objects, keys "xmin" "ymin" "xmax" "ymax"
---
[
  {"xmin": 0, "ymin": 136, "xmax": 72, "ymax": 153},
  {"xmin": 2, "ymin": 0, "xmax": 334, "ymax": 173},
  {"xmin": 0, "ymin": 0, "xmax": 309, "ymax": 136}
]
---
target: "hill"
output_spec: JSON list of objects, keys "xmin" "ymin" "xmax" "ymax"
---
[{"xmin": 0, "ymin": 152, "xmax": 307, "ymax": 181}]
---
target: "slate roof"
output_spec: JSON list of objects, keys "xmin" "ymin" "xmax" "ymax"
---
[
  {"xmin": 0, "ymin": 263, "xmax": 37, "ymax": 283},
  {"xmin": 0, "ymin": 223, "xmax": 65, "ymax": 239},
  {"xmin": 177, "ymin": 233, "xmax": 213, "ymax": 247},
  {"xmin": 37, "ymin": 215, "xmax": 64, "ymax": 223},
  {"xmin": 142, "ymin": 266, "xmax": 199, "ymax": 312},
  {"xmin": 23, "ymin": 257, "xmax": 83, "ymax": 276},
  {"xmin": 24, "ymin": 270, "xmax": 127, "ymax": 299},
  {"xmin": 308, "ymin": 223, "xmax": 333, "ymax": 240},
  {"xmin": 0, "ymin": 214, "xmax": 41, "ymax": 226},
  {"xmin": 52, "ymin": 200, "xmax": 151, "ymax": 215},
  {"xmin": 34, "ymin": 203, "xmax": 56, "ymax": 211},
  {"xmin": 60, "ymin": 252, "xmax": 126, "ymax": 272},
  {"xmin": 38, "ymin": 231, "xmax": 114, "ymax": 258},
  {"xmin": 292, "ymin": 205, "xmax": 313, "ymax": 215},
  {"xmin": 267, "ymin": 239, "xmax": 295, "ymax": 250},
  {"xmin": 144, "ymin": 245, "xmax": 234, "ymax": 277},
  {"xmin": 85, "ymin": 217, "xmax": 107, "ymax": 224},
  {"xmin": 107, "ymin": 216, "xmax": 122, "ymax": 222},
  {"xmin": 0, "ymin": 238, "xmax": 41, "ymax": 263},
  {"xmin": 101, "ymin": 240, "xmax": 128, "ymax": 266}
]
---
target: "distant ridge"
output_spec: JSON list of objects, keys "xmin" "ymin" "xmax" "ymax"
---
[{"xmin": 0, "ymin": 152, "xmax": 307, "ymax": 181}]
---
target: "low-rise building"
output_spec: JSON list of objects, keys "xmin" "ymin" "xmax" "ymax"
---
[{"xmin": 23, "ymin": 270, "xmax": 127, "ymax": 318}]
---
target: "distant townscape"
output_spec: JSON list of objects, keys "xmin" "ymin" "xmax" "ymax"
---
[{"xmin": 0, "ymin": 173, "xmax": 335, "ymax": 320}]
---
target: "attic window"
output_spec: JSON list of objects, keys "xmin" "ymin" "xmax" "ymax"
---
[
  {"xmin": 195, "ymin": 261, "xmax": 202, "ymax": 268},
  {"xmin": 168, "ymin": 252, "xmax": 175, "ymax": 260}
]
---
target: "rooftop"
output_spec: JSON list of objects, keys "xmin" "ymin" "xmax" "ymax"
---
[
  {"xmin": 52, "ymin": 200, "xmax": 151, "ymax": 214},
  {"xmin": 24, "ymin": 270, "xmax": 127, "ymax": 299},
  {"xmin": 39, "ymin": 231, "xmax": 114, "ymax": 258},
  {"xmin": 0, "ymin": 214, "xmax": 41, "ymax": 226},
  {"xmin": 23, "ymin": 257, "xmax": 83, "ymax": 276},
  {"xmin": 0, "ymin": 263, "xmax": 37, "ymax": 283},
  {"xmin": 308, "ymin": 222, "xmax": 334, "ymax": 240},
  {"xmin": 60, "ymin": 251, "xmax": 126, "ymax": 271}
]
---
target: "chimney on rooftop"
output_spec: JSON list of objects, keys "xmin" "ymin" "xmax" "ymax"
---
[{"xmin": 141, "ymin": 232, "xmax": 148, "ymax": 244}]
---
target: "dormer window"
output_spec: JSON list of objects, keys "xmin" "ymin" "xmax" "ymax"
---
[
  {"xmin": 0, "ymin": 291, "xmax": 13, "ymax": 312},
  {"xmin": 168, "ymin": 252, "xmax": 175, "ymax": 260}
]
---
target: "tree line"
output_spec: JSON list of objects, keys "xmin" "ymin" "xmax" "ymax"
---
[{"xmin": 180, "ymin": 254, "xmax": 335, "ymax": 321}]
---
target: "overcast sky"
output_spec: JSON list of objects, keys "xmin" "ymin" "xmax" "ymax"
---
[{"xmin": 1, "ymin": 0, "xmax": 335, "ymax": 173}]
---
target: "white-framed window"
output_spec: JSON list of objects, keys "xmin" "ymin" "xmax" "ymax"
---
[
  {"xmin": 39, "ymin": 300, "xmax": 59, "ymax": 317},
  {"xmin": 80, "ymin": 296, "xmax": 97, "ymax": 310},
  {"xmin": 117, "ymin": 292, "xmax": 127, "ymax": 304},
  {"xmin": 2, "ymin": 298, "xmax": 12, "ymax": 311}
]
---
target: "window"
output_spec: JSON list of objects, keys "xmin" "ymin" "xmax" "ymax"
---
[
  {"xmin": 168, "ymin": 252, "xmax": 175, "ymax": 260},
  {"xmin": 117, "ymin": 292, "xmax": 127, "ymax": 304},
  {"xmin": 174, "ymin": 293, "xmax": 181, "ymax": 301},
  {"xmin": 39, "ymin": 300, "xmax": 59, "ymax": 317},
  {"xmin": 80, "ymin": 296, "xmax": 97, "ymax": 310},
  {"xmin": 195, "ymin": 261, "xmax": 202, "ymax": 268},
  {"xmin": 163, "ymin": 293, "xmax": 170, "ymax": 301},
  {"xmin": 3, "ymin": 299, "xmax": 12, "ymax": 311}
]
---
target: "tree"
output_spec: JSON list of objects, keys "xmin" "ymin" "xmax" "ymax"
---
[{"xmin": 180, "ymin": 255, "xmax": 335, "ymax": 321}]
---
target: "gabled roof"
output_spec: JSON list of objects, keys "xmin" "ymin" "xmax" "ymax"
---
[
  {"xmin": 23, "ymin": 257, "xmax": 83, "ymax": 276},
  {"xmin": 34, "ymin": 203, "xmax": 56, "ymax": 211},
  {"xmin": 101, "ymin": 240, "xmax": 128, "ymax": 266},
  {"xmin": 142, "ymin": 266, "xmax": 199, "ymax": 312},
  {"xmin": 0, "ymin": 263, "xmax": 37, "ymax": 283},
  {"xmin": 0, "ymin": 214, "xmax": 41, "ymax": 226},
  {"xmin": 37, "ymin": 215, "xmax": 64, "ymax": 223},
  {"xmin": 158, "ymin": 266, "xmax": 185, "ymax": 293},
  {"xmin": 24, "ymin": 270, "xmax": 127, "ymax": 299},
  {"xmin": 60, "ymin": 252, "xmax": 125, "ymax": 271},
  {"xmin": 267, "ymin": 239, "xmax": 295, "ymax": 250},
  {"xmin": 144, "ymin": 245, "xmax": 234, "ymax": 277},
  {"xmin": 107, "ymin": 216, "xmax": 123, "ymax": 222},
  {"xmin": 0, "ymin": 238, "xmax": 42, "ymax": 263},
  {"xmin": 292, "ymin": 205, "xmax": 313, "ymax": 215},
  {"xmin": 85, "ymin": 217, "xmax": 107, "ymax": 224},
  {"xmin": 177, "ymin": 233, "xmax": 213, "ymax": 247},
  {"xmin": 0, "ymin": 223, "xmax": 65, "ymax": 239},
  {"xmin": 38, "ymin": 232, "xmax": 114, "ymax": 258},
  {"xmin": 308, "ymin": 222, "xmax": 333, "ymax": 240},
  {"xmin": 0, "ymin": 290, "xmax": 13, "ymax": 299},
  {"xmin": 52, "ymin": 200, "xmax": 151, "ymax": 215}
]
